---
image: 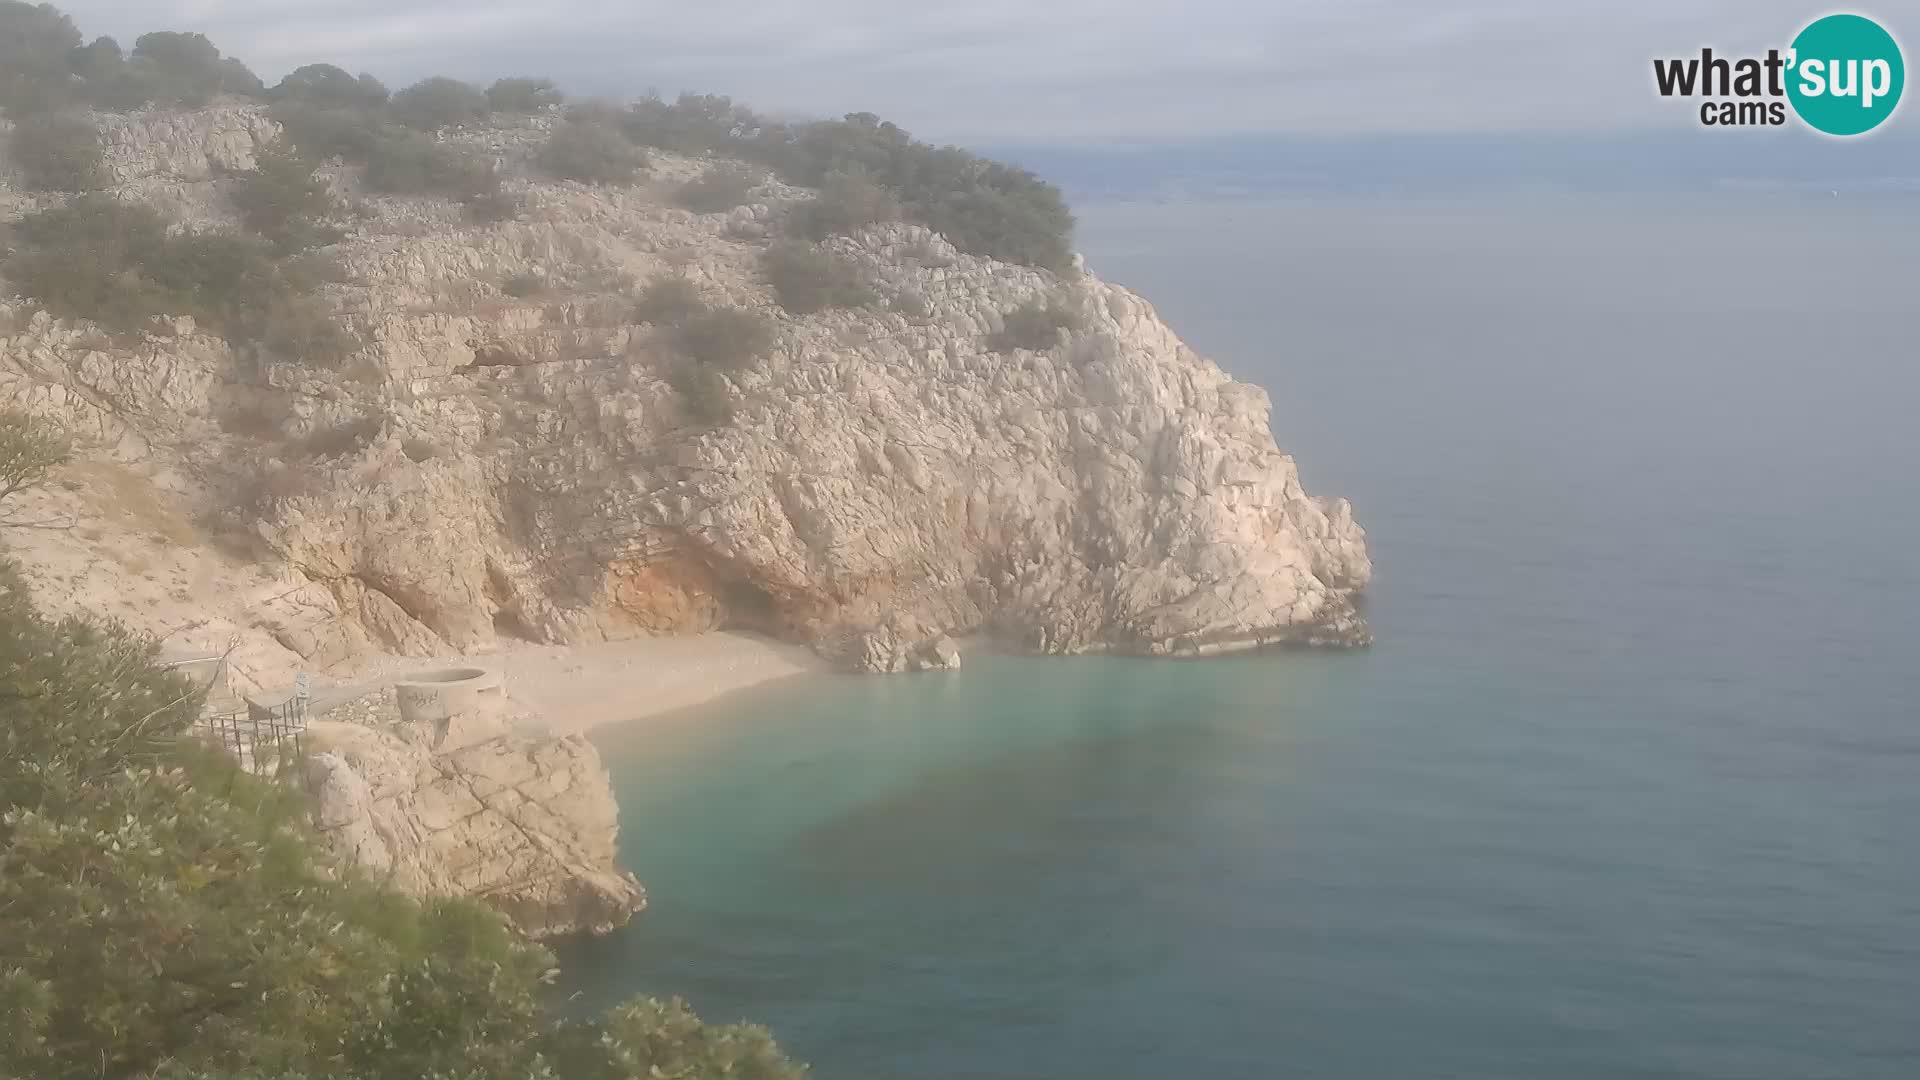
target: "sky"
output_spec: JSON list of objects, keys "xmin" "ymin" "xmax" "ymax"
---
[{"xmin": 45, "ymin": 0, "xmax": 1910, "ymax": 139}]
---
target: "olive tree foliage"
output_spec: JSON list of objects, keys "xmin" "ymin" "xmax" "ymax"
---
[
  {"xmin": 616, "ymin": 96, "xmax": 1076, "ymax": 272},
  {"xmin": 677, "ymin": 162, "xmax": 761, "ymax": 213},
  {"xmin": 486, "ymin": 76, "xmax": 563, "ymax": 113},
  {"xmin": 0, "ymin": 408, "xmax": 70, "ymax": 525},
  {"xmin": 261, "ymin": 65, "xmax": 511, "ymax": 218},
  {"xmin": 1, "ymin": 195, "xmax": 353, "ymax": 365},
  {"xmin": 271, "ymin": 63, "xmax": 388, "ymax": 109},
  {"xmin": 0, "ymin": 1, "xmax": 82, "ymax": 111},
  {"xmin": 0, "ymin": 5, "xmax": 262, "ymax": 113},
  {"xmin": 987, "ymin": 297, "xmax": 1083, "ymax": 353},
  {"xmin": 632, "ymin": 274, "xmax": 705, "ymax": 326},
  {"xmin": 538, "ymin": 111, "xmax": 646, "ymax": 185},
  {"xmin": 228, "ymin": 138, "xmax": 345, "ymax": 253},
  {"xmin": 0, "ymin": 567, "xmax": 809, "ymax": 1080},
  {"xmin": 4, "ymin": 109, "xmax": 105, "ymax": 191},
  {"xmin": 129, "ymin": 30, "xmax": 263, "ymax": 104},
  {"xmin": 786, "ymin": 168, "xmax": 899, "ymax": 240},
  {"xmin": 390, "ymin": 75, "xmax": 490, "ymax": 131},
  {"xmin": 761, "ymin": 241, "xmax": 878, "ymax": 315}
]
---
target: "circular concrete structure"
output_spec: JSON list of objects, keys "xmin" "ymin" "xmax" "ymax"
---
[{"xmin": 395, "ymin": 667, "xmax": 503, "ymax": 726}]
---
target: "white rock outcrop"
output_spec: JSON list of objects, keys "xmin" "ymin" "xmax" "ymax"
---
[{"xmin": 302, "ymin": 688, "xmax": 645, "ymax": 938}]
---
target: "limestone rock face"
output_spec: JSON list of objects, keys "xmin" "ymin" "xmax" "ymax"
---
[
  {"xmin": 96, "ymin": 103, "xmax": 278, "ymax": 183},
  {"xmin": 302, "ymin": 695, "xmax": 645, "ymax": 938},
  {"xmin": 0, "ymin": 102, "xmax": 1371, "ymax": 683}
]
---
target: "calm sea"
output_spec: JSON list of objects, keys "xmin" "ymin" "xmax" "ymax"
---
[{"xmin": 557, "ymin": 195, "xmax": 1920, "ymax": 1079}]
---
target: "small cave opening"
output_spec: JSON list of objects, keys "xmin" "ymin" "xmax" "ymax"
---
[
  {"xmin": 492, "ymin": 608, "xmax": 536, "ymax": 642},
  {"xmin": 713, "ymin": 575, "xmax": 786, "ymax": 633}
]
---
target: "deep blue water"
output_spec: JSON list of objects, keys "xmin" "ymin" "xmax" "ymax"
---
[{"xmin": 557, "ymin": 196, "xmax": 1920, "ymax": 1078}]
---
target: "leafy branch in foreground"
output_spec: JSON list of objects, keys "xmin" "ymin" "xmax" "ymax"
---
[
  {"xmin": 0, "ymin": 559, "xmax": 807, "ymax": 1080},
  {"xmin": 0, "ymin": 408, "xmax": 71, "ymax": 526}
]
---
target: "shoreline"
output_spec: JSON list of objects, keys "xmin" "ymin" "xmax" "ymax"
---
[
  {"xmin": 492, "ymin": 632, "xmax": 828, "ymax": 736},
  {"xmin": 315, "ymin": 631, "xmax": 828, "ymax": 737}
]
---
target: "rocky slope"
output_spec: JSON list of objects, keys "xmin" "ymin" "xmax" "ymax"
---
[
  {"xmin": 303, "ymin": 687, "xmax": 645, "ymax": 938},
  {"xmin": 0, "ymin": 99, "xmax": 1368, "ymax": 923},
  {"xmin": 4, "ymin": 100, "xmax": 1367, "ymax": 677}
]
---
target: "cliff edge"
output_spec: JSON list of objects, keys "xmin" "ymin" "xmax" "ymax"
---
[{"xmin": 0, "ymin": 103, "xmax": 1369, "ymax": 680}]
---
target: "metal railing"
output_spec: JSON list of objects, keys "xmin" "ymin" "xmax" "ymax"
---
[{"xmin": 169, "ymin": 654, "xmax": 312, "ymax": 778}]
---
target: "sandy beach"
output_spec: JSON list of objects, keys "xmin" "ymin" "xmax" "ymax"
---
[
  {"xmin": 306, "ymin": 631, "xmax": 826, "ymax": 736},
  {"xmin": 488, "ymin": 632, "xmax": 824, "ymax": 734}
]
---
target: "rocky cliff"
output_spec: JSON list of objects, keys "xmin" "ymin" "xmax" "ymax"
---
[
  {"xmin": 0, "ymin": 100, "xmax": 1368, "ymax": 924},
  {"xmin": 303, "ymin": 686, "xmax": 645, "ymax": 938},
  {"xmin": 3, "ymin": 101, "xmax": 1366, "ymax": 677}
]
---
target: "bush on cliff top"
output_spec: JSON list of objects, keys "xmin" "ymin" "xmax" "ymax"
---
[
  {"xmin": 678, "ymin": 162, "xmax": 761, "ymax": 213},
  {"xmin": 0, "ymin": 195, "xmax": 354, "ymax": 358},
  {"xmin": 1, "ymin": 4, "xmax": 1072, "ymax": 269},
  {"xmin": 363, "ymin": 132, "xmax": 507, "ymax": 209},
  {"xmin": 675, "ymin": 305, "xmax": 776, "ymax": 371},
  {"xmin": 0, "ymin": 5, "xmax": 261, "ymax": 114},
  {"xmin": 787, "ymin": 168, "xmax": 899, "ymax": 241},
  {"xmin": 0, "ymin": 1, "xmax": 82, "ymax": 112},
  {"xmin": 390, "ymin": 75, "xmax": 490, "ymax": 131},
  {"xmin": 0, "ymin": 560, "xmax": 807, "ymax": 1080},
  {"xmin": 229, "ymin": 138, "xmax": 346, "ymax": 253},
  {"xmin": 632, "ymin": 273, "xmax": 706, "ymax": 326},
  {"xmin": 539, "ymin": 114, "xmax": 646, "ymax": 185},
  {"xmin": 271, "ymin": 63, "xmax": 390, "ymax": 109},
  {"xmin": 762, "ymin": 241, "xmax": 879, "ymax": 315},
  {"xmin": 4, "ymin": 110, "xmax": 106, "ymax": 192},
  {"xmin": 487, "ymin": 75, "xmax": 563, "ymax": 113},
  {"xmin": 988, "ymin": 296, "xmax": 1082, "ymax": 353},
  {"xmin": 616, "ymin": 97, "xmax": 1075, "ymax": 272}
]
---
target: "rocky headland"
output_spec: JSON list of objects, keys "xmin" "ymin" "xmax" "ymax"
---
[{"xmin": 0, "ymin": 99, "xmax": 1369, "ymax": 932}]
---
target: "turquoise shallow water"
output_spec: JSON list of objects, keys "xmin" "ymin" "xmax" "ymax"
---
[{"xmin": 557, "ymin": 196, "xmax": 1920, "ymax": 1078}]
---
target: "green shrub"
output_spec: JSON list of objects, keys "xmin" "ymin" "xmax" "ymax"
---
[
  {"xmin": 677, "ymin": 162, "xmax": 760, "ymax": 213},
  {"xmin": 129, "ymin": 30, "xmax": 262, "ymax": 105},
  {"xmin": 363, "ymin": 134, "xmax": 500, "ymax": 203},
  {"xmin": 539, "ymin": 117, "xmax": 645, "ymax": 185},
  {"xmin": 667, "ymin": 363, "xmax": 735, "ymax": 425},
  {"xmin": 788, "ymin": 168, "xmax": 899, "ymax": 240},
  {"xmin": 1, "ymin": 197, "xmax": 348, "ymax": 352},
  {"xmin": 228, "ymin": 139, "xmax": 343, "ymax": 253},
  {"xmin": 632, "ymin": 274, "xmax": 704, "ymax": 325},
  {"xmin": 2, "ymin": 196, "xmax": 179, "ymax": 328},
  {"xmin": 0, "ymin": 11, "xmax": 262, "ymax": 115},
  {"xmin": 891, "ymin": 289, "xmax": 931, "ymax": 318},
  {"xmin": 675, "ymin": 305, "xmax": 774, "ymax": 370},
  {"xmin": 256, "ymin": 292, "xmax": 358, "ymax": 368},
  {"xmin": 485, "ymin": 76, "xmax": 562, "ymax": 113},
  {"xmin": 390, "ymin": 75, "xmax": 489, "ymax": 131},
  {"xmin": 267, "ymin": 100, "xmax": 386, "ymax": 162},
  {"xmin": 462, "ymin": 187, "xmax": 521, "ymax": 224},
  {"xmin": 0, "ymin": 570, "xmax": 808, "ymax": 1080},
  {"xmin": 762, "ymin": 241, "xmax": 878, "ymax": 315},
  {"xmin": 67, "ymin": 35, "xmax": 156, "ymax": 111},
  {"xmin": 622, "ymin": 92, "xmax": 758, "ymax": 155},
  {"xmin": 270, "ymin": 63, "xmax": 387, "ymax": 109},
  {"xmin": 616, "ymin": 102, "xmax": 1075, "ymax": 271},
  {"xmin": 988, "ymin": 297, "xmax": 1082, "ymax": 353},
  {"xmin": 501, "ymin": 271, "xmax": 543, "ymax": 297},
  {"xmin": 298, "ymin": 414, "xmax": 381, "ymax": 458},
  {"xmin": 0, "ymin": 2, "xmax": 82, "ymax": 111},
  {"xmin": 66, "ymin": 35, "xmax": 121, "ymax": 82},
  {"xmin": 0, "ymin": 407, "xmax": 70, "ymax": 516},
  {"xmin": 6, "ymin": 111, "xmax": 104, "ymax": 192}
]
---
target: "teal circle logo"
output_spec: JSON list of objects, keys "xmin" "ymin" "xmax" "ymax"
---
[{"xmin": 1786, "ymin": 14, "xmax": 1905, "ymax": 135}]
